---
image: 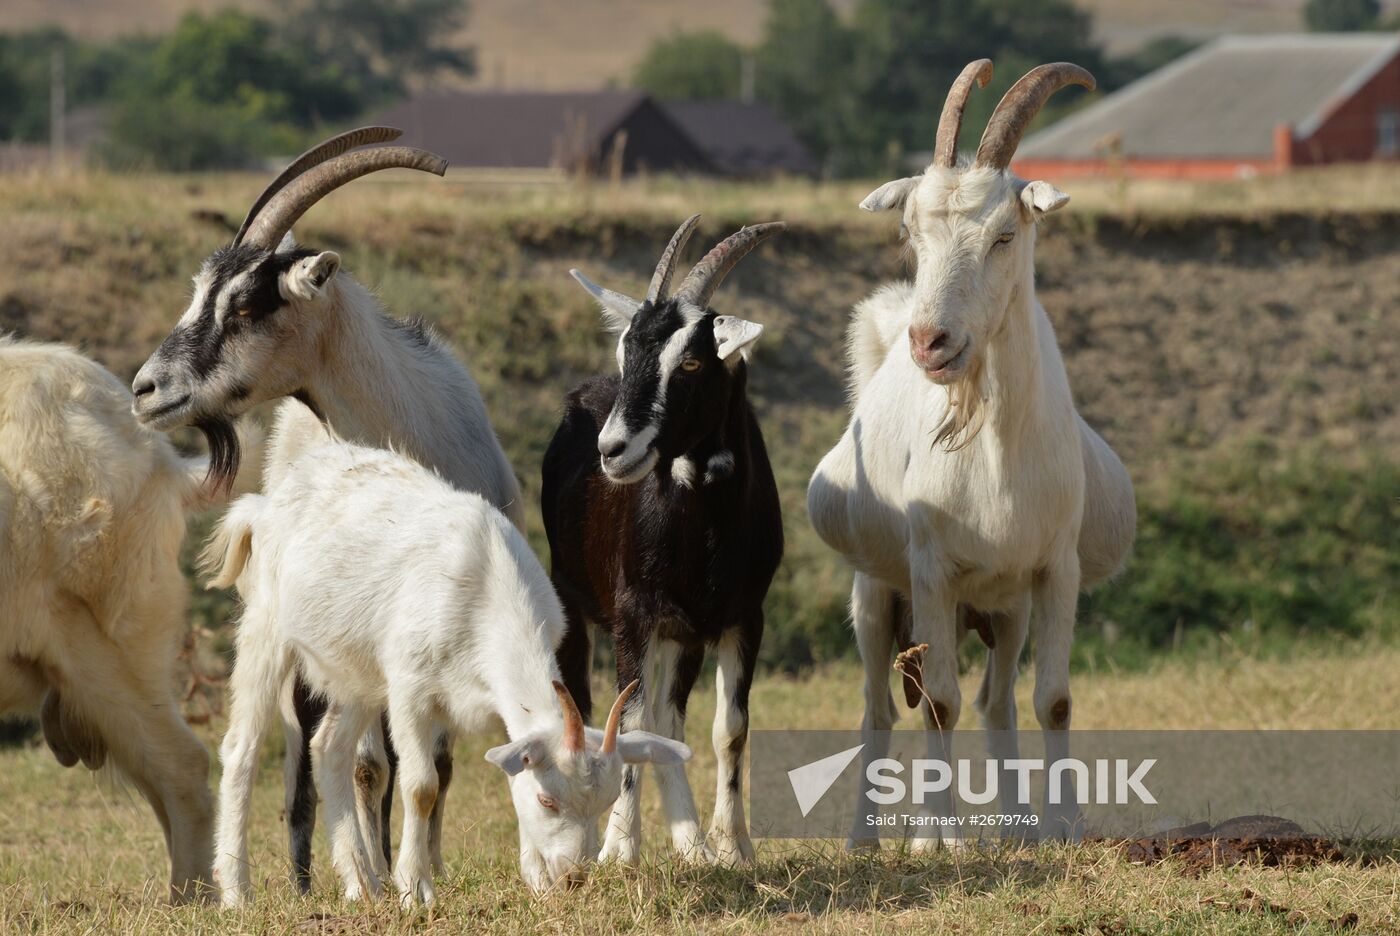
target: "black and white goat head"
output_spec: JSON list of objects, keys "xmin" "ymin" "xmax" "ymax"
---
[
  {"xmin": 570, "ymin": 214, "xmax": 779, "ymax": 489},
  {"xmin": 130, "ymin": 127, "xmax": 446, "ymax": 491}
]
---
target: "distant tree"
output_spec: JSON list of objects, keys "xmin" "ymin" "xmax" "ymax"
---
[
  {"xmin": 102, "ymin": 10, "xmax": 359, "ymax": 169},
  {"xmin": 627, "ymin": 0, "xmax": 1109, "ymax": 176},
  {"xmin": 0, "ymin": 50, "xmax": 26, "ymax": 141},
  {"xmin": 139, "ymin": 11, "xmax": 362, "ymax": 128},
  {"xmin": 632, "ymin": 31, "xmax": 746, "ymax": 100},
  {"xmin": 0, "ymin": 29, "xmax": 150, "ymax": 143},
  {"xmin": 841, "ymin": 0, "xmax": 993, "ymax": 174},
  {"xmin": 1303, "ymin": 0, "xmax": 1380, "ymax": 30},
  {"xmin": 283, "ymin": 0, "xmax": 475, "ymax": 104},
  {"xmin": 754, "ymin": 0, "xmax": 853, "ymax": 168},
  {"xmin": 841, "ymin": 0, "xmax": 1102, "ymax": 174}
]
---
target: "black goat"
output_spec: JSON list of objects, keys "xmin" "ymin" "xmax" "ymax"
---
[{"xmin": 541, "ymin": 216, "xmax": 785, "ymax": 866}]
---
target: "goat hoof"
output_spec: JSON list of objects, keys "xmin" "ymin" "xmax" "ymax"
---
[
  {"xmin": 397, "ymin": 879, "xmax": 434, "ymax": 910},
  {"xmin": 598, "ymin": 840, "xmax": 640, "ymax": 866},
  {"xmin": 710, "ymin": 835, "xmax": 755, "ymax": 867},
  {"xmin": 675, "ymin": 840, "xmax": 717, "ymax": 865},
  {"xmin": 911, "ymin": 833, "xmax": 970, "ymax": 854}
]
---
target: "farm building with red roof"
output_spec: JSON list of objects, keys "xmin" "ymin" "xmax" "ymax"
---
[{"xmin": 1015, "ymin": 33, "xmax": 1400, "ymax": 180}]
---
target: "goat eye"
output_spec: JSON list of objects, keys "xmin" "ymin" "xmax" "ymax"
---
[
  {"xmin": 994, "ymin": 232, "xmax": 1015, "ymax": 246},
  {"xmin": 536, "ymin": 794, "xmax": 557, "ymax": 811},
  {"xmin": 235, "ymin": 308, "xmax": 253, "ymax": 317},
  {"xmin": 680, "ymin": 358, "xmax": 701, "ymax": 373}
]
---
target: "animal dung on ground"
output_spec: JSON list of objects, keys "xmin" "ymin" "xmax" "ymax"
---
[{"xmin": 1098, "ymin": 814, "xmax": 1347, "ymax": 874}]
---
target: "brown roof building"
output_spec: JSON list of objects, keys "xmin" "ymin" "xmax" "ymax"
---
[
  {"xmin": 662, "ymin": 100, "xmax": 819, "ymax": 176},
  {"xmin": 369, "ymin": 90, "xmax": 815, "ymax": 177}
]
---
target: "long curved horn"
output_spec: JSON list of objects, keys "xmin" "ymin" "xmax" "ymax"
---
[
  {"xmin": 601, "ymin": 679, "xmax": 640, "ymax": 755},
  {"xmin": 552, "ymin": 681, "xmax": 586, "ymax": 754},
  {"xmin": 974, "ymin": 62, "xmax": 1095, "ymax": 171},
  {"xmin": 233, "ymin": 127, "xmax": 403, "ymax": 247},
  {"xmin": 933, "ymin": 59, "xmax": 993, "ymax": 168},
  {"xmin": 646, "ymin": 213, "xmax": 701, "ymax": 304},
  {"xmin": 673, "ymin": 222, "xmax": 786, "ymax": 311},
  {"xmin": 241, "ymin": 146, "xmax": 448, "ymax": 250}
]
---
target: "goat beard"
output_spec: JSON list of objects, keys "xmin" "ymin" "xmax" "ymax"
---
[
  {"xmin": 931, "ymin": 355, "xmax": 987, "ymax": 453},
  {"xmin": 195, "ymin": 416, "xmax": 241, "ymax": 497}
]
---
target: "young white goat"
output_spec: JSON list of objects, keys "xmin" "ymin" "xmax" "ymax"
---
[
  {"xmin": 807, "ymin": 60, "xmax": 1136, "ymax": 846},
  {"xmin": 0, "ymin": 336, "xmax": 239, "ymax": 901},
  {"xmin": 204, "ymin": 440, "xmax": 689, "ymax": 906}
]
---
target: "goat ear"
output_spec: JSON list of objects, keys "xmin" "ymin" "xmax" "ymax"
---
[
  {"xmin": 484, "ymin": 737, "xmax": 549, "ymax": 776},
  {"xmin": 612, "ymin": 731, "xmax": 691, "ymax": 766},
  {"xmin": 713, "ymin": 315, "xmax": 763, "ymax": 362},
  {"xmin": 281, "ymin": 251, "xmax": 340, "ymax": 302},
  {"xmin": 860, "ymin": 177, "xmax": 917, "ymax": 212},
  {"xmin": 570, "ymin": 269, "xmax": 641, "ymax": 334},
  {"xmin": 1020, "ymin": 180, "xmax": 1070, "ymax": 218}
]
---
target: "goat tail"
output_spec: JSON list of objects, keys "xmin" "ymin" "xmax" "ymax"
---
[{"xmin": 201, "ymin": 494, "xmax": 264, "ymax": 589}]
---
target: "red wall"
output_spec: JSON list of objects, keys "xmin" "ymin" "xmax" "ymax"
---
[{"xmin": 1293, "ymin": 52, "xmax": 1400, "ymax": 166}]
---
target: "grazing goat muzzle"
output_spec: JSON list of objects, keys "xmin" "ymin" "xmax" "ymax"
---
[{"xmin": 488, "ymin": 681, "xmax": 690, "ymax": 893}]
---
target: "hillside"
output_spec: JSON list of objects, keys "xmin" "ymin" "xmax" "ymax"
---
[
  {"xmin": 1, "ymin": 170, "xmax": 1396, "ymax": 667},
  {"xmin": 0, "ymin": 0, "xmax": 1366, "ymax": 90}
]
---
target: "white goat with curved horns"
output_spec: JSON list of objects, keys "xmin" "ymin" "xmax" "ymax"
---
[
  {"xmin": 807, "ymin": 59, "xmax": 1136, "ymax": 846},
  {"xmin": 131, "ymin": 127, "xmax": 524, "ymax": 890},
  {"xmin": 205, "ymin": 439, "xmax": 689, "ymax": 905}
]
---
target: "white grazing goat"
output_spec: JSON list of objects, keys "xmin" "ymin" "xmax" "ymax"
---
[
  {"xmin": 204, "ymin": 439, "xmax": 689, "ymax": 906},
  {"xmin": 807, "ymin": 60, "xmax": 1136, "ymax": 846},
  {"xmin": 0, "ymin": 336, "xmax": 222, "ymax": 901}
]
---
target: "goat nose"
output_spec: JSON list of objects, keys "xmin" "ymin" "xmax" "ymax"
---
[
  {"xmin": 599, "ymin": 438, "xmax": 626, "ymax": 459},
  {"xmin": 909, "ymin": 325, "xmax": 949, "ymax": 352},
  {"xmin": 132, "ymin": 375, "xmax": 156, "ymax": 398}
]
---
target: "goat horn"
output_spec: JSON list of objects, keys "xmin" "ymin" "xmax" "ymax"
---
[
  {"xmin": 601, "ymin": 679, "xmax": 639, "ymax": 755},
  {"xmin": 932, "ymin": 59, "xmax": 993, "ymax": 168},
  {"xmin": 552, "ymin": 681, "xmax": 586, "ymax": 754},
  {"xmin": 673, "ymin": 222, "xmax": 786, "ymax": 312},
  {"xmin": 241, "ymin": 146, "xmax": 448, "ymax": 251},
  {"xmin": 646, "ymin": 213, "xmax": 701, "ymax": 304},
  {"xmin": 974, "ymin": 62, "xmax": 1094, "ymax": 171},
  {"xmin": 233, "ymin": 127, "xmax": 403, "ymax": 247}
]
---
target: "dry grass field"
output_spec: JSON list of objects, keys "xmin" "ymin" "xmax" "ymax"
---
[
  {"xmin": 4, "ymin": 648, "xmax": 1400, "ymax": 935},
  {"xmin": 1, "ymin": 166, "xmax": 1398, "ymax": 933}
]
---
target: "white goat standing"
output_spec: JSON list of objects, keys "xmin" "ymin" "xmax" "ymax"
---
[
  {"xmin": 0, "ymin": 336, "xmax": 228, "ymax": 901},
  {"xmin": 807, "ymin": 60, "xmax": 1136, "ymax": 845},
  {"xmin": 132, "ymin": 129, "xmax": 524, "ymax": 889},
  {"xmin": 204, "ymin": 439, "xmax": 689, "ymax": 906}
]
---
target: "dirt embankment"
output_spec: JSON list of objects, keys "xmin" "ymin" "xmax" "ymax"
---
[
  {"xmin": 519, "ymin": 212, "xmax": 1400, "ymax": 472},
  {"xmin": 2, "ymin": 206, "xmax": 1395, "ymax": 478}
]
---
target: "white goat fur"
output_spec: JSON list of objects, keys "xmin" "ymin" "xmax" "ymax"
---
[
  {"xmin": 205, "ymin": 439, "xmax": 687, "ymax": 905},
  {"xmin": 807, "ymin": 166, "xmax": 1135, "ymax": 844},
  {"xmin": 0, "ymin": 336, "xmax": 215, "ymax": 900},
  {"xmin": 174, "ymin": 240, "xmax": 527, "ymax": 877}
]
